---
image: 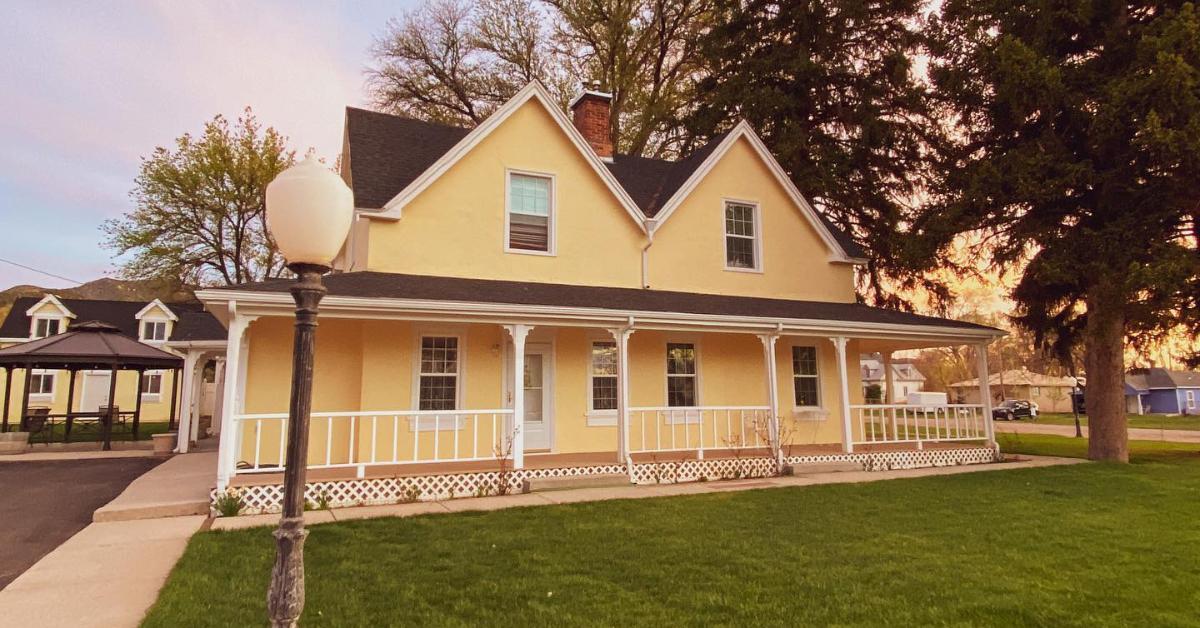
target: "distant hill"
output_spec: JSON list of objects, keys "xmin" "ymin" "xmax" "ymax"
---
[{"xmin": 0, "ymin": 277, "xmax": 193, "ymax": 323}]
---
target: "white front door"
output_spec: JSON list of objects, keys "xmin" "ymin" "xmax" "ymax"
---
[
  {"xmin": 80, "ymin": 372, "xmax": 112, "ymax": 411},
  {"xmin": 522, "ymin": 343, "xmax": 553, "ymax": 450}
]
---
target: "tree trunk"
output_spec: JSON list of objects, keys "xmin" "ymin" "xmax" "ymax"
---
[{"xmin": 1083, "ymin": 289, "xmax": 1128, "ymax": 462}]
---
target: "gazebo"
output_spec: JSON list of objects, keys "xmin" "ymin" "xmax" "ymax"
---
[{"xmin": 0, "ymin": 321, "xmax": 183, "ymax": 450}]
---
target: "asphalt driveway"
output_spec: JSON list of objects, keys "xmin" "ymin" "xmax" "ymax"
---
[{"xmin": 0, "ymin": 456, "xmax": 163, "ymax": 589}]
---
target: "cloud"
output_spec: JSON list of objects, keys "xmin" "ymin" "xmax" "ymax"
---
[{"xmin": 0, "ymin": 0, "xmax": 406, "ymax": 287}]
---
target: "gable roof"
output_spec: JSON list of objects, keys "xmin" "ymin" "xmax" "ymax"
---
[
  {"xmin": 342, "ymin": 83, "xmax": 865, "ymax": 260},
  {"xmin": 25, "ymin": 294, "xmax": 75, "ymax": 318},
  {"xmin": 1, "ymin": 297, "xmax": 225, "ymax": 342},
  {"xmin": 358, "ymin": 82, "xmax": 648, "ymax": 231},
  {"xmin": 1128, "ymin": 367, "xmax": 1200, "ymax": 389}
]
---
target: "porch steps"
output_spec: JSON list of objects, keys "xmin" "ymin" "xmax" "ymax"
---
[
  {"xmin": 785, "ymin": 461, "xmax": 863, "ymax": 475},
  {"xmin": 524, "ymin": 473, "xmax": 630, "ymax": 493}
]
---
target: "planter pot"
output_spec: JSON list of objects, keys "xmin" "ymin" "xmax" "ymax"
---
[
  {"xmin": 152, "ymin": 432, "xmax": 178, "ymax": 456},
  {"xmin": 0, "ymin": 432, "xmax": 30, "ymax": 455}
]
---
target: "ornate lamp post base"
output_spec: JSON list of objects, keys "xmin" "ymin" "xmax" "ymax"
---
[{"xmin": 266, "ymin": 263, "xmax": 328, "ymax": 628}]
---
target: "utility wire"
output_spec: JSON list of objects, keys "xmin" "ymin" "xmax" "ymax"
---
[{"xmin": 0, "ymin": 257, "xmax": 84, "ymax": 285}]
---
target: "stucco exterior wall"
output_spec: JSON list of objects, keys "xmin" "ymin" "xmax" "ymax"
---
[{"xmin": 230, "ymin": 321, "xmax": 862, "ymax": 467}]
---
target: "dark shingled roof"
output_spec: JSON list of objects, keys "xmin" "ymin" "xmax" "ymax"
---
[
  {"xmin": 0, "ymin": 297, "xmax": 226, "ymax": 342},
  {"xmin": 217, "ymin": 272, "xmax": 997, "ymax": 332},
  {"xmin": 1127, "ymin": 367, "xmax": 1200, "ymax": 389},
  {"xmin": 0, "ymin": 321, "xmax": 183, "ymax": 370},
  {"xmin": 343, "ymin": 107, "xmax": 866, "ymax": 259}
]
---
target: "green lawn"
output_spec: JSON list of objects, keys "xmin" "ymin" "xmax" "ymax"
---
[
  {"xmin": 1020, "ymin": 412, "xmax": 1200, "ymax": 431},
  {"xmin": 26, "ymin": 420, "xmax": 173, "ymax": 443},
  {"xmin": 145, "ymin": 437, "xmax": 1200, "ymax": 627}
]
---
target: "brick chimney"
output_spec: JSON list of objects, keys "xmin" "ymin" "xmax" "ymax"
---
[{"xmin": 569, "ymin": 83, "xmax": 613, "ymax": 160}]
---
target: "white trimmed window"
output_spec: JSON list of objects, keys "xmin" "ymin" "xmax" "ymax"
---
[
  {"xmin": 33, "ymin": 318, "xmax": 62, "ymax": 339},
  {"xmin": 589, "ymin": 341, "xmax": 618, "ymax": 416},
  {"xmin": 724, "ymin": 201, "xmax": 760, "ymax": 270},
  {"xmin": 30, "ymin": 370, "xmax": 55, "ymax": 397},
  {"xmin": 418, "ymin": 336, "xmax": 459, "ymax": 411},
  {"xmin": 792, "ymin": 346, "xmax": 820, "ymax": 408},
  {"xmin": 142, "ymin": 320, "xmax": 168, "ymax": 342},
  {"xmin": 141, "ymin": 371, "xmax": 163, "ymax": 398},
  {"xmin": 1187, "ymin": 390, "xmax": 1196, "ymax": 409},
  {"xmin": 666, "ymin": 343, "xmax": 697, "ymax": 407},
  {"xmin": 507, "ymin": 172, "xmax": 553, "ymax": 253}
]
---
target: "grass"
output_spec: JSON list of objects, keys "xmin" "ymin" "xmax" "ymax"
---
[
  {"xmin": 144, "ymin": 439, "xmax": 1200, "ymax": 627},
  {"xmin": 23, "ymin": 420, "xmax": 174, "ymax": 443},
  {"xmin": 1019, "ymin": 412, "xmax": 1200, "ymax": 431}
]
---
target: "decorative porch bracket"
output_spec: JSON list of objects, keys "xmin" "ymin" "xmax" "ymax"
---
[
  {"xmin": 756, "ymin": 332, "xmax": 782, "ymax": 465},
  {"xmin": 829, "ymin": 336, "xmax": 854, "ymax": 453},
  {"xmin": 503, "ymin": 324, "xmax": 533, "ymax": 469}
]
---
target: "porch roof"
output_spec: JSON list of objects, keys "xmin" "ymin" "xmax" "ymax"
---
[{"xmin": 202, "ymin": 271, "xmax": 1001, "ymax": 338}]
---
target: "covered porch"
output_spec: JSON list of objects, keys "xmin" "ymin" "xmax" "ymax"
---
[{"xmin": 199, "ymin": 282, "xmax": 1004, "ymax": 495}]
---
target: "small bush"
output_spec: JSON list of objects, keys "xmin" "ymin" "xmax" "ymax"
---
[{"xmin": 213, "ymin": 488, "xmax": 244, "ymax": 517}]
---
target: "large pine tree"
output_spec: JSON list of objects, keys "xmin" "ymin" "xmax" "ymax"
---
[{"xmin": 922, "ymin": 1, "xmax": 1200, "ymax": 461}]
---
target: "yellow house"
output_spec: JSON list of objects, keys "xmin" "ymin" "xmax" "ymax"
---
[
  {"xmin": 196, "ymin": 82, "xmax": 1004, "ymax": 509},
  {"xmin": 0, "ymin": 295, "xmax": 227, "ymax": 441}
]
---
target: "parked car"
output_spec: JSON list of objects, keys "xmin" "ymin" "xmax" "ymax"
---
[{"xmin": 992, "ymin": 399, "xmax": 1035, "ymax": 421}]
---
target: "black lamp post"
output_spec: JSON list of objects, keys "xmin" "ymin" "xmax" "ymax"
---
[{"xmin": 262, "ymin": 156, "xmax": 353, "ymax": 628}]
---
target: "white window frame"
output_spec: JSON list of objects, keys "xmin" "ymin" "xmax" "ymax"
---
[
  {"xmin": 410, "ymin": 331, "xmax": 466, "ymax": 431},
  {"xmin": 586, "ymin": 338, "xmax": 619, "ymax": 426},
  {"xmin": 722, "ymin": 198, "xmax": 763, "ymax": 273},
  {"xmin": 141, "ymin": 319, "xmax": 169, "ymax": 343},
  {"xmin": 29, "ymin": 369, "xmax": 56, "ymax": 401},
  {"xmin": 141, "ymin": 370, "xmax": 164, "ymax": 402},
  {"xmin": 664, "ymin": 338, "xmax": 702, "ymax": 423},
  {"xmin": 504, "ymin": 169, "xmax": 557, "ymax": 256},
  {"xmin": 791, "ymin": 344, "xmax": 823, "ymax": 413},
  {"xmin": 31, "ymin": 316, "xmax": 63, "ymax": 339},
  {"xmin": 1187, "ymin": 390, "xmax": 1196, "ymax": 410}
]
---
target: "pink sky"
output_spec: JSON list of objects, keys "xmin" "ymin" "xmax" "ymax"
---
[{"xmin": 0, "ymin": 0, "xmax": 414, "ymax": 288}]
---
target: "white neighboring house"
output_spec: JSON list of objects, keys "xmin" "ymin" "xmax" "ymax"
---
[{"xmin": 860, "ymin": 355, "xmax": 927, "ymax": 403}]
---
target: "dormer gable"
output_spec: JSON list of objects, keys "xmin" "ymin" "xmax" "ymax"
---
[
  {"xmin": 25, "ymin": 294, "xmax": 75, "ymax": 339},
  {"xmin": 135, "ymin": 299, "xmax": 177, "ymax": 343}
]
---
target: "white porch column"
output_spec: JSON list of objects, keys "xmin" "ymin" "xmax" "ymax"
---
[
  {"xmin": 830, "ymin": 336, "xmax": 854, "ymax": 453},
  {"xmin": 608, "ymin": 327, "xmax": 634, "ymax": 462},
  {"xmin": 175, "ymin": 351, "xmax": 199, "ymax": 453},
  {"xmin": 216, "ymin": 315, "xmax": 251, "ymax": 491},
  {"xmin": 211, "ymin": 357, "xmax": 227, "ymax": 436},
  {"xmin": 504, "ymin": 324, "xmax": 532, "ymax": 469},
  {"xmin": 976, "ymin": 343, "xmax": 997, "ymax": 449},
  {"xmin": 882, "ymin": 352, "xmax": 896, "ymax": 403},
  {"xmin": 757, "ymin": 333, "xmax": 781, "ymax": 462}
]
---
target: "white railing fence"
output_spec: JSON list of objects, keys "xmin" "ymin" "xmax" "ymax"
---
[
  {"xmin": 852, "ymin": 404, "xmax": 987, "ymax": 448},
  {"xmin": 231, "ymin": 409, "xmax": 514, "ymax": 477},
  {"xmin": 628, "ymin": 406, "xmax": 772, "ymax": 458}
]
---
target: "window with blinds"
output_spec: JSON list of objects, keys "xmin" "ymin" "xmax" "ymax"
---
[{"xmin": 508, "ymin": 173, "xmax": 552, "ymax": 252}]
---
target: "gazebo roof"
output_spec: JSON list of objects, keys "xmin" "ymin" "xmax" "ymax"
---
[{"xmin": 0, "ymin": 321, "xmax": 183, "ymax": 370}]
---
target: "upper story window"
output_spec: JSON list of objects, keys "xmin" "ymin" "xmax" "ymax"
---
[
  {"xmin": 724, "ymin": 201, "xmax": 761, "ymax": 271},
  {"xmin": 666, "ymin": 343, "xmax": 698, "ymax": 407},
  {"xmin": 33, "ymin": 318, "xmax": 62, "ymax": 339},
  {"xmin": 792, "ymin": 346, "xmax": 820, "ymax": 408},
  {"xmin": 507, "ymin": 172, "xmax": 553, "ymax": 254},
  {"xmin": 142, "ymin": 320, "xmax": 168, "ymax": 342}
]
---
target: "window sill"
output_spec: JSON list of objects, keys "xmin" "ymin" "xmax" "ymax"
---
[
  {"xmin": 723, "ymin": 265, "xmax": 763, "ymax": 274},
  {"xmin": 141, "ymin": 394, "xmax": 162, "ymax": 403},
  {"xmin": 792, "ymin": 407, "xmax": 828, "ymax": 421},
  {"xmin": 28, "ymin": 394, "xmax": 54, "ymax": 403},
  {"xmin": 586, "ymin": 411, "xmax": 617, "ymax": 427},
  {"xmin": 504, "ymin": 247, "xmax": 556, "ymax": 257}
]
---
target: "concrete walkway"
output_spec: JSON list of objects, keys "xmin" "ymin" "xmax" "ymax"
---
[
  {"xmin": 0, "ymin": 449, "xmax": 157, "ymax": 463},
  {"xmin": 995, "ymin": 421, "xmax": 1200, "ymax": 443},
  {"xmin": 0, "ymin": 515, "xmax": 206, "ymax": 628},
  {"xmin": 214, "ymin": 454, "xmax": 1085, "ymax": 531},
  {"xmin": 93, "ymin": 449, "xmax": 217, "ymax": 522}
]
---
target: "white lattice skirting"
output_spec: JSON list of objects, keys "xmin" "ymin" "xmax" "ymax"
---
[{"xmin": 212, "ymin": 447, "xmax": 998, "ymax": 516}]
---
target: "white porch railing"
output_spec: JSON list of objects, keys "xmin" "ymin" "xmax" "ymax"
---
[
  {"xmin": 851, "ymin": 404, "xmax": 987, "ymax": 447},
  {"xmin": 231, "ymin": 409, "xmax": 514, "ymax": 476},
  {"xmin": 628, "ymin": 406, "xmax": 772, "ymax": 458}
]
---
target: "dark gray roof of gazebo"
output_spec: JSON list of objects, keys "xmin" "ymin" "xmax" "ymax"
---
[{"xmin": 0, "ymin": 321, "xmax": 183, "ymax": 370}]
